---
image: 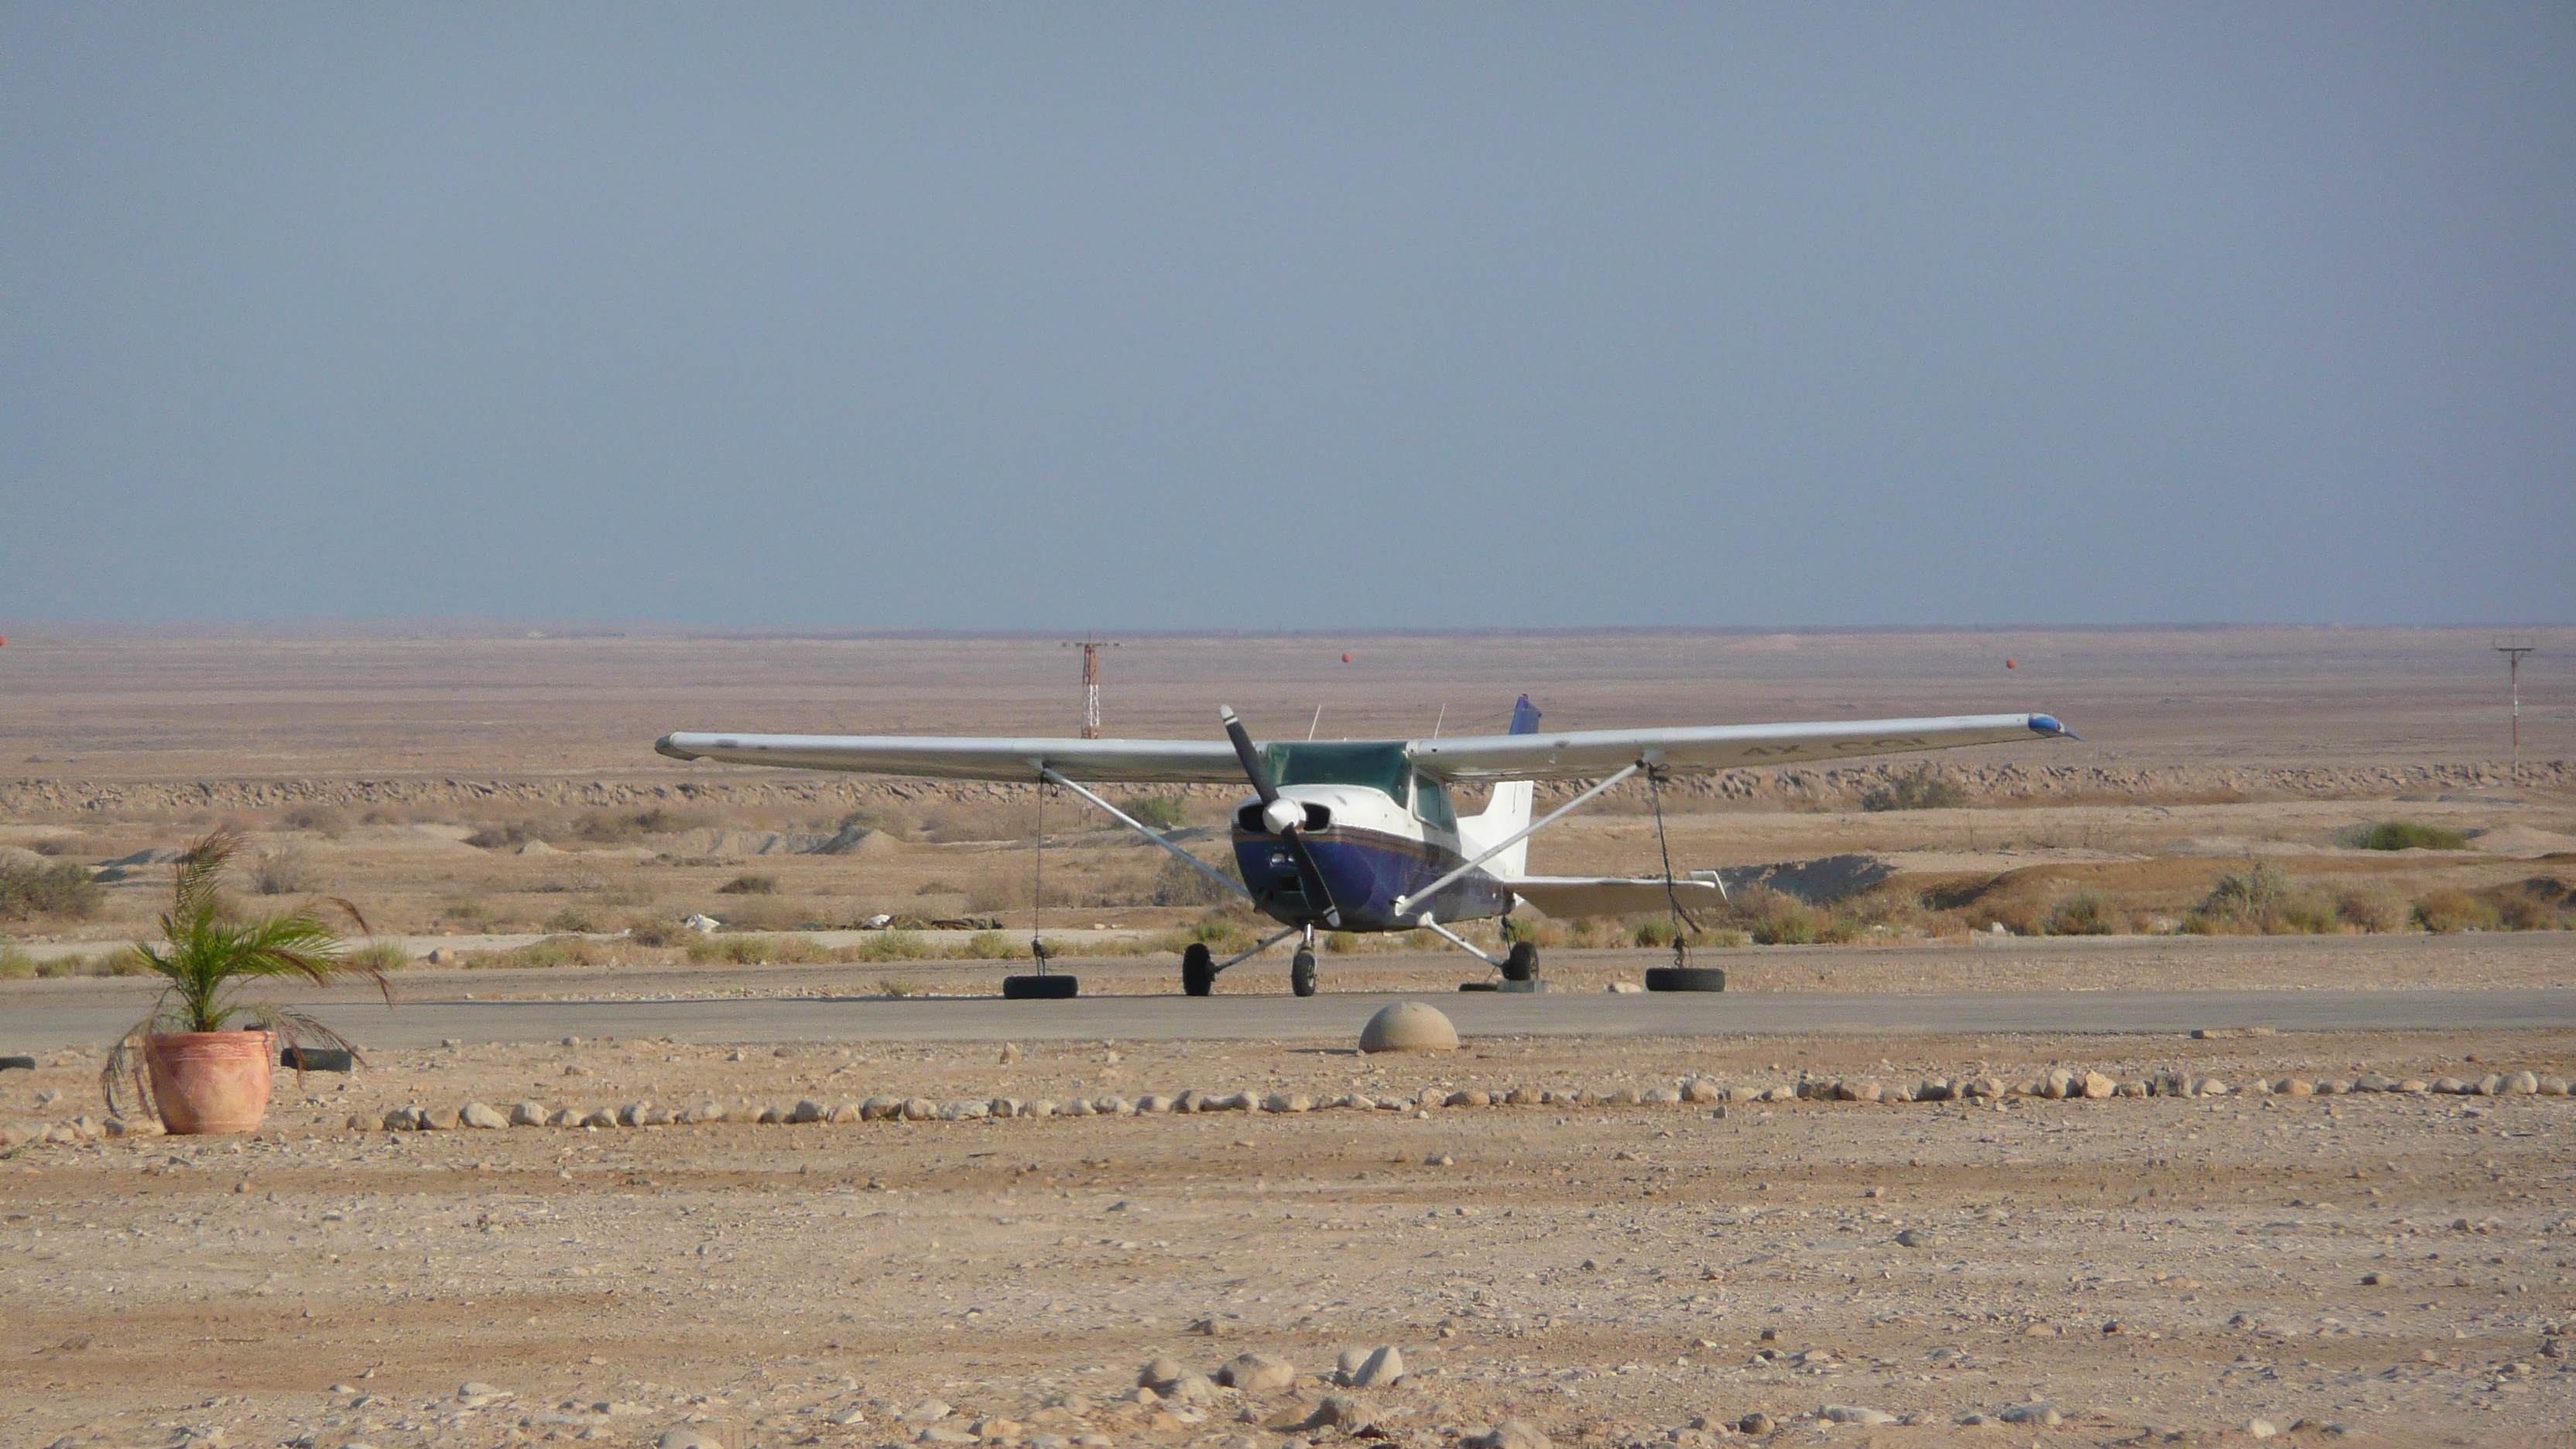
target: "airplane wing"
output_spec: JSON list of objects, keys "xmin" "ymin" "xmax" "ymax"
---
[
  {"xmin": 1406, "ymin": 712, "xmax": 2071, "ymax": 783},
  {"xmin": 1506, "ymin": 875, "xmax": 1728, "ymax": 919},
  {"xmin": 653, "ymin": 731, "xmax": 1245, "ymax": 783}
]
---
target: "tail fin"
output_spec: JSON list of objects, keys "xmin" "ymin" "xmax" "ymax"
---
[{"xmin": 1458, "ymin": 694, "xmax": 1539, "ymax": 879}]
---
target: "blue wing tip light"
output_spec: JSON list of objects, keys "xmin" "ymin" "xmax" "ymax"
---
[{"xmin": 2028, "ymin": 714, "xmax": 2078, "ymax": 741}]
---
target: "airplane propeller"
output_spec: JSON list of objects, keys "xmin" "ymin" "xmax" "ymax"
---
[{"xmin": 1220, "ymin": 707, "xmax": 1341, "ymax": 928}]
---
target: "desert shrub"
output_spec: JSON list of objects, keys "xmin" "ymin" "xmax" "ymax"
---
[
  {"xmin": 0, "ymin": 859, "xmax": 103, "ymax": 921},
  {"xmin": 625, "ymin": 916, "xmax": 689, "ymax": 947},
  {"xmin": 0, "ymin": 945, "xmax": 35, "ymax": 979},
  {"xmin": 344, "ymin": 940, "xmax": 413, "ymax": 973},
  {"xmin": 252, "ymin": 846, "xmax": 314, "ymax": 896},
  {"xmin": 468, "ymin": 936, "xmax": 618, "ymax": 970},
  {"xmin": 914, "ymin": 879, "xmax": 961, "ymax": 896},
  {"xmin": 2496, "ymin": 892, "xmax": 2562, "ymax": 931},
  {"xmin": 441, "ymin": 898, "xmax": 490, "ymax": 923},
  {"xmin": 465, "ymin": 821, "xmax": 537, "ymax": 850},
  {"xmin": 2045, "ymin": 891, "xmax": 2124, "ymax": 936},
  {"xmin": 2204, "ymin": 865, "xmax": 2294, "ymax": 917},
  {"xmin": 717, "ymin": 873, "xmax": 778, "ymax": 896},
  {"xmin": 878, "ymin": 977, "xmax": 923, "ymax": 997},
  {"xmin": 1323, "ymin": 930, "xmax": 1361, "ymax": 954},
  {"xmin": 2413, "ymin": 889, "xmax": 2501, "ymax": 934},
  {"xmin": 29, "ymin": 838, "xmax": 71, "ymax": 856},
  {"xmin": 683, "ymin": 933, "xmax": 810, "ymax": 965},
  {"xmin": 1631, "ymin": 918, "xmax": 1682, "ymax": 948},
  {"xmin": 1745, "ymin": 896, "xmax": 1823, "ymax": 945},
  {"xmin": 2186, "ymin": 864, "xmax": 2341, "ymax": 934},
  {"xmin": 1150, "ymin": 851, "xmax": 1245, "ymax": 907},
  {"xmin": 2333, "ymin": 887, "xmax": 2413, "ymax": 933},
  {"xmin": 1860, "ymin": 767, "xmax": 1968, "ymax": 812},
  {"xmin": 544, "ymin": 906, "xmax": 605, "ymax": 933},
  {"xmin": 961, "ymin": 930, "xmax": 1022, "ymax": 960},
  {"xmin": 852, "ymin": 929, "xmax": 937, "ymax": 963},
  {"xmin": 281, "ymin": 805, "xmax": 348, "ymax": 838},
  {"xmin": 1116, "ymin": 795, "xmax": 1189, "ymax": 831},
  {"xmin": 2345, "ymin": 820, "xmax": 2470, "ymax": 851}
]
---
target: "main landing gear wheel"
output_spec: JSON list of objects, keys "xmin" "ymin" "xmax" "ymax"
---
[
  {"xmin": 1645, "ymin": 965, "xmax": 1727, "ymax": 992},
  {"xmin": 1501, "ymin": 941, "xmax": 1540, "ymax": 982},
  {"xmin": 1291, "ymin": 950, "xmax": 1317, "ymax": 997},
  {"xmin": 1002, "ymin": 974, "xmax": 1079, "ymax": 999},
  {"xmin": 1181, "ymin": 942, "xmax": 1215, "ymax": 997}
]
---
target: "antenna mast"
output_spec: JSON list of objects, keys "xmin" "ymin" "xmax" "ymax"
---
[
  {"xmin": 2496, "ymin": 635, "xmax": 2537, "ymax": 760},
  {"xmin": 1061, "ymin": 636, "xmax": 1120, "ymax": 740}
]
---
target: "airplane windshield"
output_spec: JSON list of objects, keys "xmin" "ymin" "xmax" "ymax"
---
[{"xmin": 1263, "ymin": 742, "xmax": 1411, "ymax": 802}]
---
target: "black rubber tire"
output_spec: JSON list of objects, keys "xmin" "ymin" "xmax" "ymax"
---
[
  {"xmin": 1501, "ymin": 941, "xmax": 1540, "ymax": 982},
  {"xmin": 1001, "ymin": 974, "xmax": 1079, "ymax": 999},
  {"xmin": 1181, "ymin": 942, "xmax": 1215, "ymax": 997},
  {"xmin": 0, "ymin": 1055, "xmax": 36, "ymax": 1071},
  {"xmin": 279, "ymin": 1046, "xmax": 356, "ymax": 1072},
  {"xmin": 1290, "ymin": 950, "xmax": 1317, "ymax": 997},
  {"xmin": 1645, "ymin": 965, "xmax": 1727, "ymax": 992}
]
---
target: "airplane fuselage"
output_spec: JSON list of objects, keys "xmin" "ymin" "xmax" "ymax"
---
[{"xmin": 1228, "ymin": 783, "xmax": 1512, "ymax": 931}]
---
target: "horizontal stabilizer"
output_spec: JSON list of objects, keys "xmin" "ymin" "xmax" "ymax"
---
[{"xmin": 1507, "ymin": 874, "xmax": 1728, "ymax": 920}]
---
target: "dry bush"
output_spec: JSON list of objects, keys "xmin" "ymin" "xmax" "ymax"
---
[
  {"xmin": 545, "ymin": 906, "xmax": 605, "ymax": 933},
  {"xmin": 717, "ymin": 873, "xmax": 779, "ymax": 896},
  {"xmin": 2413, "ymin": 889, "xmax": 2501, "ymax": 933},
  {"xmin": 281, "ymin": 805, "xmax": 348, "ymax": 838},
  {"xmin": 1859, "ymin": 767, "xmax": 1968, "ymax": 812},
  {"xmin": 466, "ymin": 820, "xmax": 539, "ymax": 850},
  {"xmin": 2045, "ymin": 890, "xmax": 2125, "ymax": 936},
  {"xmin": 1719, "ymin": 884, "xmax": 1853, "ymax": 944},
  {"xmin": 1116, "ymin": 795, "xmax": 1189, "ymax": 831},
  {"xmin": 0, "ymin": 945, "xmax": 36, "ymax": 979},
  {"xmin": 0, "ymin": 858, "xmax": 104, "ymax": 921},
  {"xmin": 344, "ymin": 940, "xmax": 412, "ymax": 973},
  {"xmin": 625, "ymin": 916, "xmax": 690, "ymax": 947},
  {"xmin": 252, "ymin": 845, "xmax": 314, "ymax": 896},
  {"xmin": 1150, "ymin": 851, "xmax": 1243, "ymax": 907},
  {"xmin": 2333, "ymin": 887, "xmax": 2413, "ymax": 933},
  {"xmin": 468, "ymin": 937, "xmax": 621, "ymax": 970}
]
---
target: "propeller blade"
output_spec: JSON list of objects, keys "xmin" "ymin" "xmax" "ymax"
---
[
  {"xmin": 1218, "ymin": 706, "xmax": 1279, "ymax": 805},
  {"xmin": 1279, "ymin": 827, "xmax": 1341, "ymax": 929}
]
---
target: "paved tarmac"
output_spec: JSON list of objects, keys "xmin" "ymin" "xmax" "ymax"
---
[{"xmin": 9, "ymin": 986, "xmax": 2571, "ymax": 1052}]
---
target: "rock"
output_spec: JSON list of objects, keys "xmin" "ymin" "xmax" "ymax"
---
[
  {"xmin": 903, "ymin": 1098, "xmax": 937, "ymax": 1121},
  {"xmin": 1505, "ymin": 1086, "xmax": 1541, "ymax": 1107},
  {"xmin": 460, "ymin": 1101, "xmax": 509, "ymax": 1130},
  {"xmin": 508, "ymin": 1101, "xmax": 547, "ymax": 1127},
  {"xmin": 1608, "ymin": 981, "xmax": 1643, "ymax": 993},
  {"xmin": 1343, "ymin": 1344, "xmax": 1405, "ymax": 1387},
  {"xmin": 1895, "ymin": 1228, "xmax": 1930, "ymax": 1248},
  {"xmin": 1218, "ymin": 1351, "xmax": 1296, "ymax": 1393},
  {"xmin": 2043, "ymin": 1068, "xmax": 2075, "ymax": 1099},
  {"xmin": 1139, "ymin": 1093, "xmax": 1175, "ymax": 1113},
  {"xmin": 1682, "ymin": 1079, "xmax": 1720, "ymax": 1103},
  {"xmin": 902, "ymin": 1399, "xmax": 953, "ymax": 1423},
  {"xmin": 2247, "ymin": 1420, "xmax": 2277, "ymax": 1440},
  {"xmin": 1996, "ymin": 1403, "xmax": 2060, "ymax": 1427},
  {"xmin": 1466, "ymin": 1422, "xmax": 1552, "ymax": 1449},
  {"xmin": 1358, "ymin": 1001, "xmax": 1458, "ymax": 1053},
  {"xmin": 2543, "ymin": 1075, "xmax": 2571, "ymax": 1096},
  {"xmin": 579, "ymin": 1108, "xmax": 618, "ymax": 1129},
  {"xmin": 545, "ymin": 1108, "xmax": 578, "ymax": 1127},
  {"xmin": 1736, "ymin": 1413, "xmax": 1773, "ymax": 1436},
  {"xmin": 918, "ymin": 1427, "xmax": 978, "ymax": 1445},
  {"xmin": 381, "ymin": 1107, "xmax": 420, "ymax": 1132},
  {"xmin": 1139, "ymin": 1355, "xmax": 1187, "ymax": 1389},
  {"xmin": 421, "ymin": 1105, "xmax": 460, "ymax": 1130},
  {"xmin": 1260, "ymin": 1092, "xmax": 1313, "ymax": 1114},
  {"xmin": 1166, "ymin": 1372, "xmax": 1220, "ymax": 1403},
  {"xmin": 2477, "ymin": 1074, "xmax": 2506, "ymax": 1095},
  {"xmin": 2433, "ymin": 1076, "xmax": 2468, "ymax": 1094},
  {"xmin": 2507, "ymin": 1070, "xmax": 2540, "ymax": 1094},
  {"xmin": 615, "ymin": 1101, "xmax": 652, "ymax": 1127},
  {"xmin": 1095, "ymin": 1095, "xmax": 1134, "ymax": 1115},
  {"xmin": 784, "ymin": 1099, "xmax": 824, "ymax": 1124},
  {"xmin": 1821, "ymin": 1406, "xmax": 1896, "ymax": 1426},
  {"xmin": 2081, "ymin": 1070, "xmax": 2116, "ymax": 1098},
  {"xmin": 1449, "ymin": 1089, "xmax": 1489, "ymax": 1108},
  {"xmin": 828, "ymin": 1102, "xmax": 865, "ymax": 1124},
  {"xmin": 1000, "ymin": 1042, "xmax": 1022, "ymax": 1064},
  {"xmin": 1727, "ymin": 1084, "xmax": 1762, "ymax": 1102},
  {"xmin": 1305, "ymin": 1393, "xmax": 1362, "ymax": 1429},
  {"xmin": 938, "ymin": 1100, "xmax": 989, "ymax": 1121},
  {"xmin": 658, "ymin": 1435, "xmax": 724, "ymax": 1449},
  {"xmin": 1644, "ymin": 1086, "xmax": 1683, "ymax": 1104},
  {"xmin": 862, "ymin": 1094, "xmax": 903, "ymax": 1121},
  {"xmin": 683, "ymin": 1101, "xmax": 727, "ymax": 1125}
]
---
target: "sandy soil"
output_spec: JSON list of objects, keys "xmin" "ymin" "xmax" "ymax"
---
[{"xmin": 5, "ymin": 1027, "xmax": 2573, "ymax": 1449}]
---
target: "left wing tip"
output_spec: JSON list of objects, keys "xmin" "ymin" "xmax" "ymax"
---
[
  {"xmin": 654, "ymin": 734, "xmax": 701, "ymax": 762},
  {"xmin": 2028, "ymin": 714, "xmax": 2079, "ymax": 741}
]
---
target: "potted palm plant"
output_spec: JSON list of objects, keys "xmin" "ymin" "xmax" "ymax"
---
[{"xmin": 102, "ymin": 829, "xmax": 389, "ymax": 1134}]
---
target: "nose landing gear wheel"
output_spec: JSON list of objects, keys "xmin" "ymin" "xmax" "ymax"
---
[
  {"xmin": 1501, "ymin": 941, "xmax": 1540, "ymax": 982},
  {"xmin": 1291, "ymin": 949, "xmax": 1317, "ymax": 997},
  {"xmin": 1181, "ymin": 942, "xmax": 1215, "ymax": 997}
]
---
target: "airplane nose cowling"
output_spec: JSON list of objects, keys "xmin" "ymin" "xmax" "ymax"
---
[{"xmin": 1261, "ymin": 798, "xmax": 1306, "ymax": 835}]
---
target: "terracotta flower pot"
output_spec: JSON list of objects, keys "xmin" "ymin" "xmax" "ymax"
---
[{"xmin": 145, "ymin": 1030, "xmax": 275, "ymax": 1134}]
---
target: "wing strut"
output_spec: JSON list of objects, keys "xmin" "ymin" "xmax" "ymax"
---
[
  {"xmin": 1038, "ymin": 766, "xmax": 1253, "ymax": 903},
  {"xmin": 1389, "ymin": 756, "xmax": 1651, "ymax": 917}
]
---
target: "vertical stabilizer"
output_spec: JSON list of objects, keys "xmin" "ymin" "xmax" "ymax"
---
[{"xmin": 1458, "ymin": 695, "xmax": 1540, "ymax": 879}]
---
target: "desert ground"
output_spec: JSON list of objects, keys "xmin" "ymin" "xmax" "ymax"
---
[{"xmin": 2, "ymin": 625, "xmax": 2573, "ymax": 1447}]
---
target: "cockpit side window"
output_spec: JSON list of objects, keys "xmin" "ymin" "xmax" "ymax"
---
[{"xmin": 1410, "ymin": 773, "xmax": 1456, "ymax": 832}]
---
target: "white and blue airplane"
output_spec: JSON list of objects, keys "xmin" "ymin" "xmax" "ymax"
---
[{"xmin": 655, "ymin": 697, "xmax": 2072, "ymax": 995}]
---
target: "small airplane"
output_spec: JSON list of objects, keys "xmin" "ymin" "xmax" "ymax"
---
[{"xmin": 654, "ymin": 697, "xmax": 2074, "ymax": 995}]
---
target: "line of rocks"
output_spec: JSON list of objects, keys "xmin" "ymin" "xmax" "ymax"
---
[{"xmin": 348, "ymin": 1067, "xmax": 2572, "ymax": 1135}]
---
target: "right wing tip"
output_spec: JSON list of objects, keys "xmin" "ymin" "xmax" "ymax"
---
[{"xmin": 654, "ymin": 734, "xmax": 700, "ymax": 762}]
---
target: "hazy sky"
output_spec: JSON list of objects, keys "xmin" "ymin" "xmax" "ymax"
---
[{"xmin": 5, "ymin": 5, "xmax": 2570, "ymax": 629}]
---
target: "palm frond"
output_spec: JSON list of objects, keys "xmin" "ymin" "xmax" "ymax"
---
[{"xmin": 171, "ymin": 829, "xmax": 239, "ymax": 918}]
